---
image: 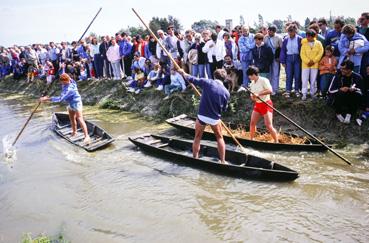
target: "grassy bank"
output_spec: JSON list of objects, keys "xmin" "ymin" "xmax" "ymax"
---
[{"xmin": 1, "ymin": 76, "xmax": 368, "ymax": 145}]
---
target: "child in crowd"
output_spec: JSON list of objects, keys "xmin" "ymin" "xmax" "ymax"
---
[
  {"xmin": 78, "ymin": 65, "xmax": 88, "ymax": 81},
  {"xmin": 223, "ymin": 55, "xmax": 239, "ymax": 92},
  {"xmin": 163, "ymin": 68, "xmax": 186, "ymax": 99},
  {"xmin": 46, "ymin": 61, "xmax": 55, "ymax": 84},
  {"xmin": 319, "ymin": 45, "xmax": 337, "ymax": 98},
  {"xmin": 145, "ymin": 63, "xmax": 160, "ymax": 88},
  {"xmin": 127, "ymin": 67, "xmax": 146, "ymax": 94}
]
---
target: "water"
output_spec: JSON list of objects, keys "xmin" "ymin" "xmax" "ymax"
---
[{"xmin": 0, "ymin": 94, "xmax": 368, "ymax": 243}]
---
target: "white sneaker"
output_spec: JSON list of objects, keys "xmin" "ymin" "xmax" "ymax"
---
[
  {"xmin": 336, "ymin": 114, "xmax": 345, "ymax": 123},
  {"xmin": 127, "ymin": 87, "xmax": 135, "ymax": 93},
  {"xmin": 156, "ymin": 85, "xmax": 163, "ymax": 91},
  {"xmin": 144, "ymin": 82, "xmax": 152, "ymax": 88},
  {"xmin": 163, "ymin": 95, "xmax": 170, "ymax": 100},
  {"xmin": 295, "ymin": 92, "xmax": 301, "ymax": 98},
  {"xmin": 135, "ymin": 89, "xmax": 141, "ymax": 94},
  {"xmin": 302, "ymin": 95, "xmax": 307, "ymax": 101},
  {"xmin": 356, "ymin": 118, "xmax": 363, "ymax": 126},
  {"xmin": 237, "ymin": 86, "xmax": 246, "ymax": 92},
  {"xmin": 344, "ymin": 114, "xmax": 351, "ymax": 124}
]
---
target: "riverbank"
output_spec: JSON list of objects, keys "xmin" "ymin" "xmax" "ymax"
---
[{"xmin": 0, "ymin": 76, "xmax": 368, "ymax": 146}]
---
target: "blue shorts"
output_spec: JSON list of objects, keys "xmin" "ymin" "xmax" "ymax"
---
[{"xmin": 67, "ymin": 101, "xmax": 83, "ymax": 112}]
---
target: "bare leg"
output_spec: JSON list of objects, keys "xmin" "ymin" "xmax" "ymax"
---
[
  {"xmin": 264, "ymin": 112, "xmax": 278, "ymax": 143},
  {"xmin": 68, "ymin": 109, "xmax": 77, "ymax": 136},
  {"xmin": 193, "ymin": 119, "xmax": 205, "ymax": 159},
  {"xmin": 210, "ymin": 122, "xmax": 226, "ymax": 163},
  {"xmin": 76, "ymin": 110, "xmax": 90, "ymax": 142},
  {"xmin": 249, "ymin": 111, "xmax": 262, "ymax": 140}
]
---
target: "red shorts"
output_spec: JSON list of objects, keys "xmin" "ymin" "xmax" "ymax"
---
[{"xmin": 253, "ymin": 100, "xmax": 273, "ymax": 115}]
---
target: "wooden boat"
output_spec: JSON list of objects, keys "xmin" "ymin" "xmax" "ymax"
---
[
  {"xmin": 128, "ymin": 134, "xmax": 299, "ymax": 181},
  {"xmin": 166, "ymin": 114, "xmax": 328, "ymax": 152},
  {"xmin": 52, "ymin": 112, "xmax": 114, "ymax": 152}
]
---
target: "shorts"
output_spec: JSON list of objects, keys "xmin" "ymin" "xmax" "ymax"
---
[
  {"xmin": 67, "ymin": 101, "xmax": 83, "ymax": 112},
  {"xmin": 253, "ymin": 100, "xmax": 273, "ymax": 116}
]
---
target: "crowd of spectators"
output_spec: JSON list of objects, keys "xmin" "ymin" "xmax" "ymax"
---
[{"xmin": 0, "ymin": 12, "xmax": 368, "ymax": 125}]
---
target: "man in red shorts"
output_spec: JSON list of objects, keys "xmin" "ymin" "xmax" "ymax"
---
[{"xmin": 247, "ymin": 66, "xmax": 279, "ymax": 143}]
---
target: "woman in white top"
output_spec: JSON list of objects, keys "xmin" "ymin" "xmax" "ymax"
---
[{"xmin": 247, "ymin": 66, "xmax": 278, "ymax": 143}]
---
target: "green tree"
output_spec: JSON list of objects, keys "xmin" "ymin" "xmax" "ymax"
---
[
  {"xmin": 148, "ymin": 16, "xmax": 182, "ymax": 34},
  {"xmin": 271, "ymin": 19, "xmax": 285, "ymax": 33},
  {"xmin": 191, "ymin": 19, "xmax": 219, "ymax": 32},
  {"xmin": 304, "ymin": 17, "xmax": 311, "ymax": 29}
]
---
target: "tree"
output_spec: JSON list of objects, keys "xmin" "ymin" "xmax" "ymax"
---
[
  {"xmin": 271, "ymin": 19, "xmax": 285, "ymax": 33},
  {"xmin": 119, "ymin": 26, "xmax": 149, "ymax": 38},
  {"xmin": 148, "ymin": 16, "xmax": 183, "ymax": 35},
  {"xmin": 304, "ymin": 17, "xmax": 311, "ymax": 29},
  {"xmin": 191, "ymin": 19, "xmax": 219, "ymax": 32}
]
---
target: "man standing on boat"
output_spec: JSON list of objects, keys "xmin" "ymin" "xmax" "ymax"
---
[{"xmin": 177, "ymin": 68, "xmax": 230, "ymax": 163}]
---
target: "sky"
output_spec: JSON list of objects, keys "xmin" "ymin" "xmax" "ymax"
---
[{"xmin": 0, "ymin": 0, "xmax": 367, "ymax": 47}]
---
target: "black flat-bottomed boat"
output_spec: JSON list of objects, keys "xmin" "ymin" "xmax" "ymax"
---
[
  {"xmin": 129, "ymin": 134, "xmax": 299, "ymax": 181},
  {"xmin": 166, "ymin": 114, "xmax": 328, "ymax": 152},
  {"xmin": 52, "ymin": 112, "xmax": 114, "ymax": 152}
]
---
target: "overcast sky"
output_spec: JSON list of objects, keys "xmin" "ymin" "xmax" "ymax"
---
[{"xmin": 0, "ymin": 0, "xmax": 366, "ymax": 47}]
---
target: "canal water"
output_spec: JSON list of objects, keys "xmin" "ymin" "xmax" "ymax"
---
[{"xmin": 0, "ymin": 94, "xmax": 368, "ymax": 242}]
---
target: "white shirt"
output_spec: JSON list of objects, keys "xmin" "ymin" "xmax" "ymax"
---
[{"xmin": 250, "ymin": 76, "xmax": 272, "ymax": 103}]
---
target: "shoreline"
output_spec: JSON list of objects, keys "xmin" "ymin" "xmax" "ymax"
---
[{"xmin": 1, "ymin": 76, "xmax": 368, "ymax": 147}]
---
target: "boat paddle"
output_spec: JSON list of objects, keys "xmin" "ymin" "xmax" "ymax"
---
[
  {"xmin": 246, "ymin": 88, "xmax": 352, "ymax": 165},
  {"xmin": 131, "ymin": 8, "xmax": 247, "ymax": 153}
]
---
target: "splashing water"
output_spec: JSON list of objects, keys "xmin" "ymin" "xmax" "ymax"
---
[{"xmin": 2, "ymin": 135, "xmax": 16, "ymax": 161}]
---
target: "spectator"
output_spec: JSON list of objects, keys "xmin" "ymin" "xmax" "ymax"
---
[
  {"xmin": 25, "ymin": 46, "xmax": 38, "ymax": 83},
  {"xmin": 264, "ymin": 25, "xmax": 282, "ymax": 95},
  {"xmin": 99, "ymin": 36, "xmax": 111, "ymax": 79},
  {"xmin": 356, "ymin": 65, "xmax": 369, "ymax": 126},
  {"xmin": 300, "ymin": 29, "xmax": 324, "ymax": 100},
  {"xmin": 223, "ymin": 54, "xmax": 239, "ymax": 92},
  {"xmin": 251, "ymin": 33, "xmax": 274, "ymax": 78},
  {"xmin": 319, "ymin": 45, "xmax": 338, "ymax": 97},
  {"xmin": 338, "ymin": 24, "xmax": 369, "ymax": 73},
  {"xmin": 214, "ymin": 25, "xmax": 226, "ymax": 68},
  {"xmin": 318, "ymin": 18, "xmax": 330, "ymax": 39},
  {"xmin": 328, "ymin": 60, "xmax": 364, "ymax": 124},
  {"xmin": 357, "ymin": 12, "xmax": 369, "ymax": 77},
  {"xmin": 238, "ymin": 26, "xmax": 255, "ymax": 87},
  {"xmin": 223, "ymin": 32, "xmax": 237, "ymax": 61},
  {"xmin": 133, "ymin": 35, "xmax": 146, "ymax": 57},
  {"xmin": 164, "ymin": 68, "xmax": 186, "ymax": 99},
  {"xmin": 120, "ymin": 33, "xmax": 133, "ymax": 77},
  {"xmin": 202, "ymin": 32, "xmax": 217, "ymax": 79},
  {"xmin": 91, "ymin": 38, "xmax": 103, "ymax": 79},
  {"xmin": 106, "ymin": 38, "xmax": 122, "ymax": 80},
  {"xmin": 189, "ymin": 33, "xmax": 207, "ymax": 78},
  {"xmin": 325, "ymin": 19, "xmax": 345, "ymax": 57},
  {"xmin": 280, "ymin": 24, "xmax": 303, "ymax": 98}
]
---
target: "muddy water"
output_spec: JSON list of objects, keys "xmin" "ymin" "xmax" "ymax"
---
[{"xmin": 0, "ymin": 94, "xmax": 368, "ymax": 243}]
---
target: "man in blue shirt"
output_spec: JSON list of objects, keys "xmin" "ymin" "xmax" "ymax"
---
[{"xmin": 178, "ymin": 68, "xmax": 230, "ymax": 163}]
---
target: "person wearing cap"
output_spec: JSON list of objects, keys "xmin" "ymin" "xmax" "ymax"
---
[
  {"xmin": 177, "ymin": 68, "xmax": 230, "ymax": 164},
  {"xmin": 264, "ymin": 25, "xmax": 283, "ymax": 95},
  {"xmin": 39, "ymin": 73, "xmax": 90, "ymax": 143}
]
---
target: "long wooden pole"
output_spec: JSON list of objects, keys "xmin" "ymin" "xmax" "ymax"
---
[
  {"xmin": 131, "ymin": 8, "xmax": 247, "ymax": 152},
  {"xmin": 77, "ymin": 7, "xmax": 103, "ymax": 43},
  {"xmin": 246, "ymin": 88, "xmax": 352, "ymax": 165}
]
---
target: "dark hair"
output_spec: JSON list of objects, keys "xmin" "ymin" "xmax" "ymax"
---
[
  {"xmin": 334, "ymin": 19, "xmax": 345, "ymax": 27},
  {"xmin": 213, "ymin": 69, "xmax": 227, "ymax": 81},
  {"xmin": 254, "ymin": 33, "xmax": 264, "ymax": 40},
  {"xmin": 224, "ymin": 54, "xmax": 232, "ymax": 59},
  {"xmin": 341, "ymin": 60, "xmax": 354, "ymax": 70},
  {"xmin": 361, "ymin": 12, "xmax": 369, "ymax": 19},
  {"xmin": 325, "ymin": 45, "xmax": 334, "ymax": 52},
  {"xmin": 287, "ymin": 24, "xmax": 297, "ymax": 32},
  {"xmin": 268, "ymin": 25, "xmax": 277, "ymax": 32},
  {"xmin": 215, "ymin": 25, "xmax": 221, "ymax": 29},
  {"xmin": 308, "ymin": 23, "xmax": 320, "ymax": 34},
  {"xmin": 342, "ymin": 24, "xmax": 356, "ymax": 35},
  {"xmin": 71, "ymin": 41, "xmax": 77, "ymax": 45},
  {"xmin": 223, "ymin": 32, "xmax": 230, "ymax": 38},
  {"xmin": 306, "ymin": 29, "xmax": 316, "ymax": 37},
  {"xmin": 318, "ymin": 18, "xmax": 327, "ymax": 25},
  {"xmin": 121, "ymin": 32, "xmax": 127, "ymax": 37},
  {"xmin": 246, "ymin": 66, "xmax": 259, "ymax": 76},
  {"xmin": 211, "ymin": 32, "xmax": 217, "ymax": 42}
]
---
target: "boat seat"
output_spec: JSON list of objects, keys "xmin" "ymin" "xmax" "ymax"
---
[
  {"xmin": 156, "ymin": 143, "xmax": 169, "ymax": 148},
  {"xmin": 147, "ymin": 139, "xmax": 162, "ymax": 145}
]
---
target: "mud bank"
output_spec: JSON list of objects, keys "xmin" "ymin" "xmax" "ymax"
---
[{"xmin": 1, "ymin": 76, "xmax": 368, "ymax": 146}]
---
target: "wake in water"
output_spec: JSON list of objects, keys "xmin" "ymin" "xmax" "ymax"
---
[{"xmin": 2, "ymin": 135, "xmax": 16, "ymax": 162}]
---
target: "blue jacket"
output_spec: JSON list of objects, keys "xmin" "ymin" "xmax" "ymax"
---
[
  {"xmin": 119, "ymin": 40, "xmax": 133, "ymax": 57},
  {"xmin": 51, "ymin": 79, "xmax": 82, "ymax": 105},
  {"xmin": 185, "ymin": 75, "xmax": 230, "ymax": 120},
  {"xmin": 238, "ymin": 34, "xmax": 255, "ymax": 62},
  {"xmin": 279, "ymin": 35, "xmax": 302, "ymax": 64},
  {"xmin": 325, "ymin": 30, "xmax": 342, "ymax": 56},
  {"xmin": 252, "ymin": 44, "xmax": 274, "ymax": 73},
  {"xmin": 77, "ymin": 46, "xmax": 89, "ymax": 59},
  {"xmin": 338, "ymin": 33, "xmax": 369, "ymax": 67}
]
